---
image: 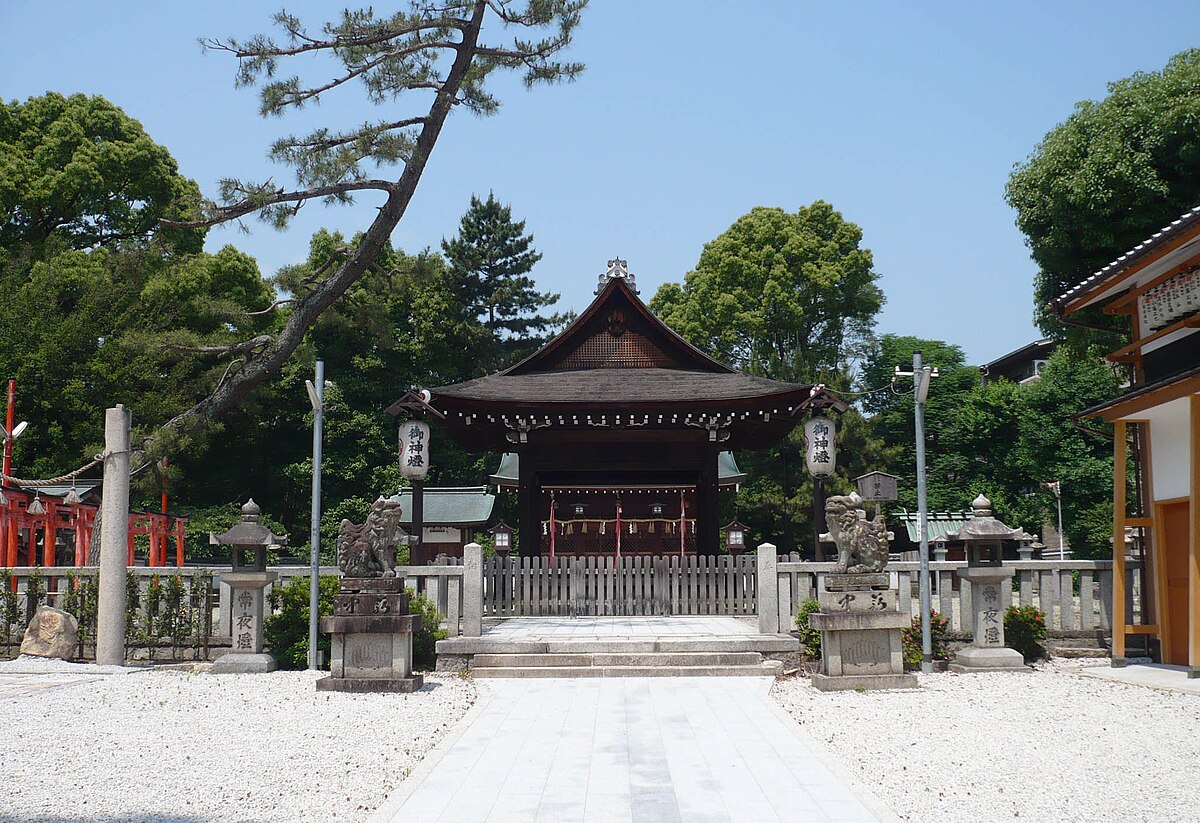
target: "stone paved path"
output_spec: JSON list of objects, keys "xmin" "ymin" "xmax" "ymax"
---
[{"xmin": 371, "ymin": 676, "xmax": 892, "ymax": 823}]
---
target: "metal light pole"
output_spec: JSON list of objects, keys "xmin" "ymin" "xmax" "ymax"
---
[
  {"xmin": 912, "ymin": 353, "xmax": 935, "ymax": 674},
  {"xmin": 1055, "ymin": 481, "xmax": 1065, "ymax": 555},
  {"xmin": 305, "ymin": 360, "xmax": 325, "ymax": 671},
  {"xmin": 897, "ymin": 354, "xmax": 936, "ymax": 674}
]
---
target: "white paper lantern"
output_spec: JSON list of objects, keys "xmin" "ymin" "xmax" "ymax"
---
[
  {"xmin": 804, "ymin": 416, "xmax": 837, "ymax": 478},
  {"xmin": 400, "ymin": 420, "xmax": 431, "ymax": 481}
]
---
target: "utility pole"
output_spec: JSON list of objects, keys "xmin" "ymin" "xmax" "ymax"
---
[
  {"xmin": 896, "ymin": 354, "xmax": 937, "ymax": 673},
  {"xmin": 305, "ymin": 361, "xmax": 325, "ymax": 671}
]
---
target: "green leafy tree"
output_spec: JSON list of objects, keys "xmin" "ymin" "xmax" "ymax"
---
[
  {"xmin": 442, "ymin": 193, "xmax": 564, "ymax": 370},
  {"xmin": 1015, "ymin": 347, "xmax": 1122, "ymax": 557},
  {"xmin": 858, "ymin": 334, "xmax": 982, "ymax": 512},
  {"xmin": 650, "ymin": 202, "xmax": 883, "ymax": 383},
  {"xmin": 0, "ymin": 92, "xmax": 203, "ymax": 253},
  {"xmin": 1006, "ymin": 48, "xmax": 1200, "ymax": 337}
]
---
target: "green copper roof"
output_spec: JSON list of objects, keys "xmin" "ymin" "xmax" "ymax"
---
[
  {"xmin": 894, "ymin": 509, "xmax": 974, "ymax": 543},
  {"xmin": 387, "ymin": 486, "xmax": 496, "ymax": 527},
  {"xmin": 488, "ymin": 452, "xmax": 747, "ymax": 488}
]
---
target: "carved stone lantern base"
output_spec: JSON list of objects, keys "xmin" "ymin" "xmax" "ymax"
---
[
  {"xmin": 809, "ymin": 573, "xmax": 918, "ymax": 692},
  {"xmin": 214, "ymin": 571, "xmax": 279, "ymax": 674},
  {"xmin": 949, "ymin": 566, "xmax": 1029, "ymax": 673},
  {"xmin": 317, "ymin": 577, "xmax": 424, "ymax": 693}
]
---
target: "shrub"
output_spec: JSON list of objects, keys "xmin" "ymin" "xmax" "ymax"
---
[
  {"xmin": 1004, "ymin": 605, "xmax": 1047, "ymax": 662},
  {"xmin": 1, "ymin": 569, "xmax": 19, "ymax": 655},
  {"xmin": 408, "ymin": 590, "xmax": 447, "ymax": 670},
  {"xmin": 265, "ymin": 575, "xmax": 340, "ymax": 670},
  {"xmin": 794, "ymin": 598, "xmax": 822, "ymax": 659},
  {"xmin": 901, "ymin": 610, "xmax": 949, "ymax": 668}
]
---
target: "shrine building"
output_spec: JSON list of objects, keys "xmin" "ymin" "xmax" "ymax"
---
[
  {"xmin": 1053, "ymin": 205, "xmax": 1200, "ymax": 670},
  {"xmin": 389, "ymin": 260, "xmax": 844, "ymax": 557}
]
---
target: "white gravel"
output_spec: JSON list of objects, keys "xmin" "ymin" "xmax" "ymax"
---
[
  {"xmin": 0, "ymin": 659, "xmax": 476, "ymax": 822},
  {"xmin": 771, "ymin": 659, "xmax": 1200, "ymax": 823}
]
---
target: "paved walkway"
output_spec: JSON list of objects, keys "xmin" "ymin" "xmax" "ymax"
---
[
  {"xmin": 371, "ymin": 677, "xmax": 892, "ymax": 823},
  {"xmin": 480, "ymin": 616, "xmax": 759, "ymax": 640},
  {"xmin": 1081, "ymin": 662, "xmax": 1200, "ymax": 695}
]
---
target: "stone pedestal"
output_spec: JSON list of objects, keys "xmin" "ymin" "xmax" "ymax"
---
[
  {"xmin": 317, "ymin": 577, "xmax": 423, "ymax": 693},
  {"xmin": 214, "ymin": 571, "xmax": 278, "ymax": 674},
  {"xmin": 950, "ymin": 566, "xmax": 1028, "ymax": 673},
  {"xmin": 809, "ymin": 574, "xmax": 918, "ymax": 691}
]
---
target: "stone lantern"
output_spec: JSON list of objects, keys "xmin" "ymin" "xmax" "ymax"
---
[
  {"xmin": 210, "ymin": 499, "xmax": 286, "ymax": 673},
  {"xmin": 945, "ymin": 495, "xmax": 1028, "ymax": 672}
]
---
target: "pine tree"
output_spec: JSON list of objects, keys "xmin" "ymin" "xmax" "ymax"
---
[{"xmin": 442, "ymin": 193, "xmax": 564, "ymax": 370}]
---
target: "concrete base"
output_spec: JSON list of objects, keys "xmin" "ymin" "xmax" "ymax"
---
[
  {"xmin": 950, "ymin": 646, "xmax": 1028, "ymax": 672},
  {"xmin": 315, "ymin": 674, "xmax": 424, "ymax": 693},
  {"xmin": 213, "ymin": 653, "xmax": 278, "ymax": 674},
  {"xmin": 1112, "ymin": 656, "xmax": 1154, "ymax": 668},
  {"xmin": 811, "ymin": 672, "xmax": 918, "ymax": 691}
]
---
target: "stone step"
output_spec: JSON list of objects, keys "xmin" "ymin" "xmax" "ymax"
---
[
  {"xmin": 1052, "ymin": 647, "xmax": 1112, "ymax": 659},
  {"xmin": 470, "ymin": 651, "xmax": 765, "ymax": 668},
  {"xmin": 437, "ymin": 634, "xmax": 799, "ymax": 656},
  {"xmin": 472, "ymin": 661, "xmax": 784, "ymax": 678}
]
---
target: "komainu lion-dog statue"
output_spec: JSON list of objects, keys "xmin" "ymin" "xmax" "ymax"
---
[
  {"xmin": 336, "ymin": 497, "xmax": 406, "ymax": 577},
  {"xmin": 825, "ymin": 493, "xmax": 890, "ymax": 574}
]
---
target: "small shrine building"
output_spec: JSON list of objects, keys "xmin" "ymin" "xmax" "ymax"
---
[{"xmin": 390, "ymin": 260, "xmax": 844, "ymax": 556}]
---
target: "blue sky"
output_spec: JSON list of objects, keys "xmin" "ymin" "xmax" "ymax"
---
[{"xmin": 4, "ymin": 2, "xmax": 1200, "ymax": 367}]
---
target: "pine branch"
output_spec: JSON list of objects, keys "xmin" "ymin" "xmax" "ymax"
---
[{"xmin": 160, "ymin": 178, "xmax": 396, "ymax": 230}]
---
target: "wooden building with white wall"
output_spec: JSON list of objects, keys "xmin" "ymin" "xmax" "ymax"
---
[{"xmin": 1053, "ymin": 205, "xmax": 1200, "ymax": 671}]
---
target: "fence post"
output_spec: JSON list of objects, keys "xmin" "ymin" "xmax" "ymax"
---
[
  {"xmin": 463, "ymin": 542, "xmax": 482, "ymax": 637},
  {"xmin": 96, "ymin": 405, "xmax": 131, "ymax": 666},
  {"xmin": 757, "ymin": 542, "xmax": 779, "ymax": 634}
]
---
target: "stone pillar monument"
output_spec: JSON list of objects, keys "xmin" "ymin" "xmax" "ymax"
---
[
  {"xmin": 810, "ymin": 493, "xmax": 917, "ymax": 691},
  {"xmin": 317, "ymin": 497, "xmax": 423, "ymax": 693},
  {"xmin": 211, "ymin": 500, "xmax": 285, "ymax": 674},
  {"xmin": 95, "ymin": 405, "xmax": 131, "ymax": 666}
]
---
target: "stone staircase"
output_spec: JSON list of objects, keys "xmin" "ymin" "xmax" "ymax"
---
[{"xmin": 458, "ymin": 638, "xmax": 787, "ymax": 678}]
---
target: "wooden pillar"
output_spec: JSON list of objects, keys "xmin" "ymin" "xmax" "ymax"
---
[
  {"xmin": 6, "ymin": 518, "xmax": 17, "ymax": 571},
  {"xmin": 518, "ymin": 448, "xmax": 540, "ymax": 556},
  {"xmin": 1113, "ymin": 420, "xmax": 1128, "ymax": 662},
  {"xmin": 175, "ymin": 520, "xmax": 185, "ymax": 567},
  {"xmin": 697, "ymin": 448, "xmax": 720, "ymax": 556},
  {"xmin": 44, "ymin": 500, "xmax": 56, "ymax": 567},
  {"xmin": 74, "ymin": 520, "xmax": 85, "ymax": 567},
  {"xmin": 1190, "ymin": 397, "xmax": 1200, "ymax": 675},
  {"xmin": 127, "ymin": 521, "xmax": 136, "ymax": 566}
]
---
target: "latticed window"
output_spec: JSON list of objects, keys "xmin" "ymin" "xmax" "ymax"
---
[{"xmin": 556, "ymin": 330, "xmax": 675, "ymax": 369}]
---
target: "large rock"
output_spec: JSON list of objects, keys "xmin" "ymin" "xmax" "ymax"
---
[{"xmin": 21, "ymin": 606, "xmax": 80, "ymax": 659}]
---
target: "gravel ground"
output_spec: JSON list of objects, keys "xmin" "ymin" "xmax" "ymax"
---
[
  {"xmin": 771, "ymin": 659, "xmax": 1200, "ymax": 823},
  {"xmin": 0, "ymin": 658, "xmax": 476, "ymax": 822}
]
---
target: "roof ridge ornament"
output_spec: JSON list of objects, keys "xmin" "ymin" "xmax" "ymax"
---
[{"xmin": 596, "ymin": 257, "xmax": 639, "ymax": 295}]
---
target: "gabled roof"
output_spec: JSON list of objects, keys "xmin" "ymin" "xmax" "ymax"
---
[
  {"xmin": 1052, "ymin": 204, "xmax": 1200, "ymax": 314},
  {"xmin": 503, "ymin": 275, "xmax": 731, "ymax": 375}
]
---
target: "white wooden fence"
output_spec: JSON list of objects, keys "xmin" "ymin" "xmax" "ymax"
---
[
  {"xmin": 2, "ymin": 551, "xmax": 1142, "ymax": 650},
  {"xmin": 774, "ymin": 557, "xmax": 1135, "ymax": 634}
]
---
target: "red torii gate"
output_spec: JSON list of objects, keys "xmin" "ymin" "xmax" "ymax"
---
[{"xmin": 1, "ymin": 487, "xmax": 187, "ymax": 569}]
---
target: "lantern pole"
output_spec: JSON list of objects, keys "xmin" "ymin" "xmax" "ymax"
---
[
  {"xmin": 812, "ymin": 476, "xmax": 825, "ymax": 561},
  {"xmin": 306, "ymin": 359, "xmax": 325, "ymax": 671}
]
